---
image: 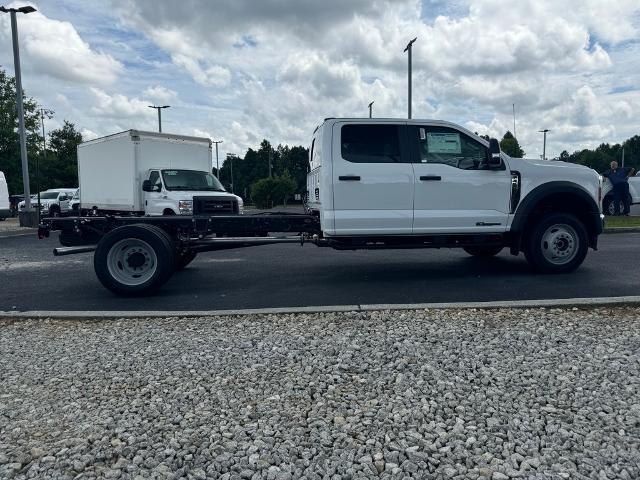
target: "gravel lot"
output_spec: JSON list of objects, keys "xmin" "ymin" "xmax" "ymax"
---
[{"xmin": 1, "ymin": 308, "xmax": 639, "ymax": 480}]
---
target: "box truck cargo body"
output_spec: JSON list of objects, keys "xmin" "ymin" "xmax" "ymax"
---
[
  {"xmin": 78, "ymin": 130, "xmax": 241, "ymax": 215},
  {"xmin": 0, "ymin": 171, "xmax": 10, "ymax": 219}
]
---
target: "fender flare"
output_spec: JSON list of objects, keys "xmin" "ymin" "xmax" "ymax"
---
[{"xmin": 510, "ymin": 181, "xmax": 602, "ymax": 248}]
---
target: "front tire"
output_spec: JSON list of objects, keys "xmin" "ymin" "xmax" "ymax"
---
[
  {"xmin": 94, "ymin": 224, "xmax": 175, "ymax": 296},
  {"xmin": 463, "ymin": 246, "xmax": 503, "ymax": 257},
  {"xmin": 524, "ymin": 213, "xmax": 588, "ymax": 273}
]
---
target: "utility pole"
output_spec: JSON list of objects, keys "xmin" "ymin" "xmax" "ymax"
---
[
  {"xmin": 368, "ymin": 101, "xmax": 374, "ymax": 118},
  {"xmin": 404, "ymin": 37, "xmax": 417, "ymax": 119},
  {"xmin": 226, "ymin": 153, "xmax": 235, "ymax": 193},
  {"xmin": 1, "ymin": 5, "xmax": 36, "ymax": 223},
  {"xmin": 39, "ymin": 108, "xmax": 47, "ymax": 223},
  {"xmin": 212, "ymin": 140, "xmax": 223, "ymax": 174},
  {"xmin": 148, "ymin": 105, "xmax": 170, "ymax": 132},
  {"xmin": 268, "ymin": 148, "xmax": 272, "ymax": 178},
  {"xmin": 539, "ymin": 129, "xmax": 550, "ymax": 160},
  {"xmin": 513, "ymin": 103, "xmax": 516, "ymax": 138}
]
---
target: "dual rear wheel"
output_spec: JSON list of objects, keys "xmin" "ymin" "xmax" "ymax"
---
[{"xmin": 94, "ymin": 224, "xmax": 197, "ymax": 296}]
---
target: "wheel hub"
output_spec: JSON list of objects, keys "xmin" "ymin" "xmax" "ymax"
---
[
  {"xmin": 106, "ymin": 238, "xmax": 158, "ymax": 286},
  {"xmin": 541, "ymin": 224, "xmax": 578, "ymax": 265}
]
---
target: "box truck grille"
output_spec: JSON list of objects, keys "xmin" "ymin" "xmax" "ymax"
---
[{"xmin": 193, "ymin": 196, "xmax": 238, "ymax": 215}]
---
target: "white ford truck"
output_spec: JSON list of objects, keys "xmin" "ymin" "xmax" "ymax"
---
[{"xmin": 39, "ymin": 118, "xmax": 603, "ymax": 296}]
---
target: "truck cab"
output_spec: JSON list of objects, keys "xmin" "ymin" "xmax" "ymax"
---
[
  {"xmin": 308, "ymin": 118, "xmax": 603, "ymax": 273},
  {"xmin": 142, "ymin": 168, "xmax": 243, "ymax": 216}
]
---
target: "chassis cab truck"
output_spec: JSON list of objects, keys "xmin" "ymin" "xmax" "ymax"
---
[{"xmin": 40, "ymin": 118, "xmax": 603, "ymax": 296}]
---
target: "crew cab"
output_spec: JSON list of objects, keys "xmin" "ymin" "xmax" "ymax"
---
[{"xmin": 39, "ymin": 118, "xmax": 603, "ymax": 296}]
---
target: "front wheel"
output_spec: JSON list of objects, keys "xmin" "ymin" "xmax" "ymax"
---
[
  {"xmin": 524, "ymin": 213, "xmax": 588, "ymax": 273},
  {"xmin": 463, "ymin": 246, "xmax": 503, "ymax": 257},
  {"xmin": 94, "ymin": 224, "xmax": 175, "ymax": 296}
]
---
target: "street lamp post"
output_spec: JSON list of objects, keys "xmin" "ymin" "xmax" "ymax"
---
[
  {"xmin": 38, "ymin": 108, "xmax": 48, "ymax": 224},
  {"xmin": 212, "ymin": 140, "xmax": 223, "ymax": 174},
  {"xmin": 368, "ymin": 101, "xmax": 374, "ymax": 118},
  {"xmin": 403, "ymin": 37, "xmax": 417, "ymax": 119},
  {"xmin": 148, "ymin": 105, "xmax": 170, "ymax": 132},
  {"xmin": 1, "ymin": 5, "xmax": 37, "ymax": 221},
  {"xmin": 539, "ymin": 129, "xmax": 550, "ymax": 160},
  {"xmin": 226, "ymin": 153, "xmax": 235, "ymax": 193}
]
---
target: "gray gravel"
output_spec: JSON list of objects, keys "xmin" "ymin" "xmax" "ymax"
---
[{"xmin": 1, "ymin": 307, "xmax": 639, "ymax": 479}]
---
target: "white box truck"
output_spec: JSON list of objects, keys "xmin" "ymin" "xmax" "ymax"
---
[
  {"xmin": 78, "ymin": 130, "xmax": 243, "ymax": 216},
  {"xmin": 0, "ymin": 171, "xmax": 10, "ymax": 220}
]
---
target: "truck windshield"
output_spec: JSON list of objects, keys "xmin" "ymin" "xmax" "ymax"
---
[{"xmin": 161, "ymin": 170, "xmax": 226, "ymax": 192}]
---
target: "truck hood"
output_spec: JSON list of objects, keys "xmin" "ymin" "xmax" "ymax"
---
[{"xmin": 511, "ymin": 157, "xmax": 594, "ymax": 172}]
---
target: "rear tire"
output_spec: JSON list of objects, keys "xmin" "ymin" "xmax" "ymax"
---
[
  {"xmin": 524, "ymin": 213, "xmax": 588, "ymax": 273},
  {"xmin": 94, "ymin": 224, "xmax": 175, "ymax": 296},
  {"xmin": 463, "ymin": 246, "xmax": 503, "ymax": 257}
]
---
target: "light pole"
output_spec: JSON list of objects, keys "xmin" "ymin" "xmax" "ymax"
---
[
  {"xmin": 212, "ymin": 140, "xmax": 223, "ymax": 174},
  {"xmin": 1, "ymin": 4, "xmax": 36, "ymax": 221},
  {"xmin": 226, "ymin": 153, "xmax": 235, "ymax": 193},
  {"xmin": 404, "ymin": 37, "xmax": 417, "ymax": 119},
  {"xmin": 368, "ymin": 101, "xmax": 374, "ymax": 118},
  {"xmin": 512, "ymin": 103, "xmax": 516, "ymax": 139},
  {"xmin": 148, "ymin": 105, "xmax": 170, "ymax": 132},
  {"xmin": 539, "ymin": 129, "xmax": 550, "ymax": 160},
  {"xmin": 38, "ymin": 108, "xmax": 48, "ymax": 223}
]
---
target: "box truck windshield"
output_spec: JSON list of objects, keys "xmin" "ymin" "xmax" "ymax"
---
[{"xmin": 161, "ymin": 169, "xmax": 226, "ymax": 192}]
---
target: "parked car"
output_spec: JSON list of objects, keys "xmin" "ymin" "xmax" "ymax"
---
[
  {"xmin": 602, "ymin": 174, "xmax": 640, "ymax": 215},
  {"xmin": 18, "ymin": 188, "xmax": 77, "ymax": 216},
  {"xmin": 0, "ymin": 171, "xmax": 9, "ymax": 221}
]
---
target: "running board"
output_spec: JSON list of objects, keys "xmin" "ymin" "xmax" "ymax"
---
[{"xmin": 191, "ymin": 236, "xmax": 306, "ymax": 252}]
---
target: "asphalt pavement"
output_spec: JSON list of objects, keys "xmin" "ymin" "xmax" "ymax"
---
[{"xmin": 1, "ymin": 230, "xmax": 639, "ymax": 312}]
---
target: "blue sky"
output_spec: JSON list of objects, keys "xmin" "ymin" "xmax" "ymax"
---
[{"xmin": 1, "ymin": 0, "xmax": 639, "ymax": 161}]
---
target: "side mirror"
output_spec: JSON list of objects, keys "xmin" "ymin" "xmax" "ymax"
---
[
  {"xmin": 142, "ymin": 180, "xmax": 153, "ymax": 192},
  {"xmin": 487, "ymin": 138, "xmax": 501, "ymax": 169}
]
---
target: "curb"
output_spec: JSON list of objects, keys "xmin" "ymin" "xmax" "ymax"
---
[
  {"xmin": 2, "ymin": 296, "xmax": 640, "ymax": 319},
  {"xmin": 603, "ymin": 227, "xmax": 640, "ymax": 234}
]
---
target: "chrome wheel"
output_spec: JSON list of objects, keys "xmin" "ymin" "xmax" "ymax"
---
[
  {"xmin": 107, "ymin": 238, "xmax": 158, "ymax": 286},
  {"xmin": 540, "ymin": 224, "xmax": 578, "ymax": 265}
]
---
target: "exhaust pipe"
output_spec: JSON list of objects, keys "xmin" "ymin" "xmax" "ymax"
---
[{"xmin": 53, "ymin": 245, "xmax": 97, "ymax": 256}]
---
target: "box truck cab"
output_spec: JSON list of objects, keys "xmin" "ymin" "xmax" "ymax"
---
[
  {"xmin": 0, "ymin": 171, "xmax": 10, "ymax": 220},
  {"xmin": 78, "ymin": 130, "xmax": 243, "ymax": 216}
]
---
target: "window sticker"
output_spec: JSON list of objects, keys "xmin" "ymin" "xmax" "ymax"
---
[{"xmin": 426, "ymin": 132, "xmax": 462, "ymax": 154}]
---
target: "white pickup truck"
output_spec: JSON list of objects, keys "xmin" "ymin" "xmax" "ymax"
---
[
  {"xmin": 40, "ymin": 118, "xmax": 603, "ymax": 296},
  {"xmin": 18, "ymin": 188, "xmax": 77, "ymax": 216}
]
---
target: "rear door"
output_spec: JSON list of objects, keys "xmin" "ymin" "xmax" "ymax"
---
[
  {"xmin": 331, "ymin": 122, "xmax": 414, "ymax": 235},
  {"xmin": 409, "ymin": 124, "xmax": 511, "ymax": 233}
]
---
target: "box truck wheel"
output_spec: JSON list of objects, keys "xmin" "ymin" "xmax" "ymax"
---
[{"xmin": 94, "ymin": 224, "xmax": 175, "ymax": 296}]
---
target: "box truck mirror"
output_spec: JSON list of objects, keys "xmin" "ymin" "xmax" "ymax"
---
[{"xmin": 142, "ymin": 180, "xmax": 153, "ymax": 192}]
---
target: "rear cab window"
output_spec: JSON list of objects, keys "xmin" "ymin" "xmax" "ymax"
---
[{"xmin": 340, "ymin": 124, "xmax": 406, "ymax": 163}]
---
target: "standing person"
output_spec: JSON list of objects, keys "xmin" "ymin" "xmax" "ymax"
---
[{"xmin": 603, "ymin": 161, "xmax": 636, "ymax": 215}]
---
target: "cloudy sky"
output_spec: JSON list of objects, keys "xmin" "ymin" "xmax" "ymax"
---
[{"xmin": 1, "ymin": 0, "xmax": 639, "ymax": 160}]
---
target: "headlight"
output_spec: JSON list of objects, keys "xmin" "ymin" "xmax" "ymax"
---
[{"xmin": 178, "ymin": 200, "xmax": 193, "ymax": 215}]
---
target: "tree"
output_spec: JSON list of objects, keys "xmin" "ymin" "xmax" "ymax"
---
[
  {"xmin": 41, "ymin": 121, "xmax": 83, "ymax": 189},
  {"xmin": 251, "ymin": 173, "xmax": 296, "ymax": 209},
  {"xmin": 0, "ymin": 68, "xmax": 45, "ymax": 194},
  {"xmin": 499, "ymin": 131, "xmax": 524, "ymax": 158}
]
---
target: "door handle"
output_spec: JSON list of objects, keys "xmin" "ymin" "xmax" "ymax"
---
[
  {"xmin": 420, "ymin": 175, "xmax": 441, "ymax": 181},
  {"xmin": 339, "ymin": 175, "xmax": 361, "ymax": 181}
]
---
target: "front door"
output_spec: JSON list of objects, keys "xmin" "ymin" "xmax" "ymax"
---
[
  {"xmin": 144, "ymin": 170, "xmax": 163, "ymax": 215},
  {"xmin": 331, "ymin": 122, "xmax": 414, "ymax": 235},
  {"xmin": 409, "ymin": 125, "xmax": 511, "ymax": 233}
]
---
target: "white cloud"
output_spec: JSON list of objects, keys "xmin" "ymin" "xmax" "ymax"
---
[
  {"xmin": 143, "ymin": 85, "xmax": 177, "ymax": 103},
  {"xmin": 89, "ymin": 88, "xmax": 153, "ymax": 119},
  {"xmin": 0, "ymin": 2, "xmax": 122, "ymax": 84}
]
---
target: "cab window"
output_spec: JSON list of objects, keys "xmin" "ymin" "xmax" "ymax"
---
[
  {"xmin": 341, "ymin": 124, "xmax": 401, "ymax": 163},
  {"xmin": 415, "ymin": 126, "xmax": 487, "ymax": 170},
  {"xmin": 148, "ymin": 171, "xmax": 161, "ymax": 188}
]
